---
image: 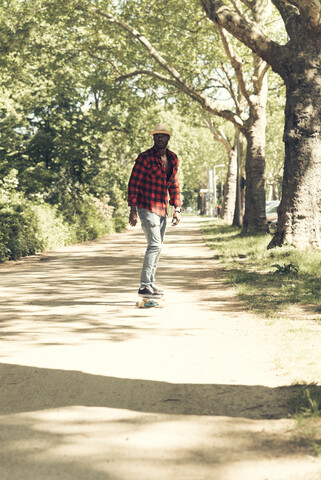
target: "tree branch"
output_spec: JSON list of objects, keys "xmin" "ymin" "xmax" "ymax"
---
[
  {"xmin": 298, "ymin": 0, "xmax": 321, "ymax": 27},
  {"xmin": 271, "ymin": 0, "xmax": 300, "ymax": 36},
  {"xmin": 274, "ymin": 0, "xmax": 321, "ymax": 28},
  {"xmin": 202, "ymin": 112, "xmax": 232, "ymax": 152},
  {"xmin": 256, "ymin": 60, "xmax": 270, "ymax": 92},
  {"xmin": 220, "ymin": 62, "xmax": 241, "ymax": 113},
  {"xmin": 116, "ymin": 69, "xmax": 181, "ymax": 89},
  {"xmin": 217, "ymin": 25, "xmax": 251, "ymax": 105},
  {"xmin": 199, "ymin": 0, "xmax": 284, "ymax": 70},
  {"xmin": 85, "ymin": 6, "xmax": 246, "ymax": 132}
]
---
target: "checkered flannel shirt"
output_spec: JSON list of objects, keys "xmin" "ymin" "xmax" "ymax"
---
[{"xmin": 128, "ymin": 145, "xmax": 182, "ymax": 217}]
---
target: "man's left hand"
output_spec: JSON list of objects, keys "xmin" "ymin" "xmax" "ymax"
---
[{"xmin": 171, "ymin": 211, "xmax": 181, "ymax": 226}]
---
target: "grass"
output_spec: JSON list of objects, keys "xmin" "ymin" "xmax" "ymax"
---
[
  {"xmin": 290, "ymin": 384, "xmax": 321, "ymax": 418},
  {"xmin": 289, "ymin": 383, "xmax": 321, "ymax": 454},
  {"xmin": 202, "ymin": 219, "xmax": 321, "ymax": 319},
  {"xmin": 202, "ymin": 219, "xmax": 321, "ymax": 442}
]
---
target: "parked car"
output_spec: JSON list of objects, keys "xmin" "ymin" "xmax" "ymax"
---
[{"xmin": 266, "ymin": 201, "xmax": 280, "ymax": 233}]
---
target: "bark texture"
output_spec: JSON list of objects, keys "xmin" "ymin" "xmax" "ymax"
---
[
  {"xmin": 221, "ymin": 143, "xmax": 238, "ymax": 224},
  {"xmin": 243, "ymin": 55, "xmax": 269, "ymax": 232},
  {"xmin": 268, "ymin": 36, "xmax": 321, "ymax": 249}
]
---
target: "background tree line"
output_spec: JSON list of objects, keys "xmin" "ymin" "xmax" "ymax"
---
[{"xmin": 2, "ymin": 0, "xmax": 318, "ymax": 260}]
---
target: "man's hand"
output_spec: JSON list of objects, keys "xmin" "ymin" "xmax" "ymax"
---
[
  {"xmin": 129, "ymin": 207, "xmax": 138, "ymax": 227},
  {"xmin": 171, "ymin": 210, "xmax": 181, "ymax": 226}
]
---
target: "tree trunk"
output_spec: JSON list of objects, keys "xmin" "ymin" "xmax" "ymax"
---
[
  {"xmin": 243, "ymin": 78, "xmax": 268, "ymax": 232},
  {"xmin": 199, "ymin": 0, "xmax": 321, "ymax": 247},
  {"xmin": 232, "ymin": 130, "xmax": 243, "ymax": 227},
  {"xmin": 221, "ymin": 137, "xmax": 238, "ymax": 224},
  {"xmin": 268, "ymin": 49, "xmax": 321, "ymax": 249}
]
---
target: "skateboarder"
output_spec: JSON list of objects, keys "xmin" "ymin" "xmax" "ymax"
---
[{"xmin": 128, "ymin": 123, "xmax": 182, "ymax": 298}]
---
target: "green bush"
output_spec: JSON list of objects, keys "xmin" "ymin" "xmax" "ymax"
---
[
  {"xmin": 69, "ymin": 195, "xmax": 115, "ymax": 242},
  {"xmin": 113, "ymin": 215, "xmax": 128, "ymax": 233},
  {"xmin": 0, "ymin": 203, "xmax": 41, "ymax": 261},
  {"xmin": 32, "ymin": 203, "xmax": 75, "ymax": 250},
  {"xmin": 0, "ymin": 189, "xmax": 126, "ymax": 263}
]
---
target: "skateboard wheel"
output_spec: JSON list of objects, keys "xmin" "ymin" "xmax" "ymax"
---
[{"xmin": 136, "ymin": 296, "xmax": 165, "ymax": 308}]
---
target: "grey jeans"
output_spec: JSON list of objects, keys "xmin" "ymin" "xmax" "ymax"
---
[{"xmin": 138, "ymin": 208, "xmax": 167, "ymax": 287}]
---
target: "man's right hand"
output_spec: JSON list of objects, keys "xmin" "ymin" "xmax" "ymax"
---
[{"xmin": 129, "ymin": 208, "xmax": 138, "ymax": 227}]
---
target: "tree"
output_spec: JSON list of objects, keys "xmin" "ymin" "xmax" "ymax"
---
[
  {"xmin": 200, "ymin": 0, "xmax": 321, "ymax": 250},
  {"xmin": 75, "ymin": 0, "xmax": 273, "ymax": 230},
  {"xmin": 215, "ymin": 21, "xmax": 270, "ymax": 231},
  {"xmin": 202, "ymin": 113, "xmax": 239, "ymax": 224},
  {"xmin": 265, "ymin": 77, "xmax": 285, "ymax": 201}
]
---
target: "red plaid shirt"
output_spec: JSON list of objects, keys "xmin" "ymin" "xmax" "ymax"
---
[{"xmin": 128, "ymin": 145, "xmax": 182, "ymax": 217}]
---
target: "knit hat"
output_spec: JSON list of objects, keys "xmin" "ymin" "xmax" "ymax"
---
[{"xmin": 150, "ymin": 123, "xmax": 172, "ymax": 137}]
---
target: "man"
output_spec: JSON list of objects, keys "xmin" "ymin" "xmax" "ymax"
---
[{"xmin": 128, "ymin": 123, "xmax": 182, "ymax": 297}]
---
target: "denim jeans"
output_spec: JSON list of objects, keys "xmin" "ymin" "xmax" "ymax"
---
[{"xmin": 138, "ymin": 208, "xmax": 167, "ymax": 287}]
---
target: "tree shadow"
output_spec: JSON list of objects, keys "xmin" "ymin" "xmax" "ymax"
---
[
  {"xmin": 0, "ymin": 362, "xmax": 298, "ymax": 420},
  {"xmin": 0, "ymin": 217, "xmax": 249, "ymax": 346},
  {"xmin": 0, "ymin": 364, "xmax": 312, "ymax": 480},
  {"xmin": 1, "ymin": 219, "xmax": 320, "ymax": 478}
]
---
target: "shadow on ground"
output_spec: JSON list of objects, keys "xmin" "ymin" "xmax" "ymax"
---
[{"xmin": 0, "ymin": 362, "xmax": 296, "ymax": 420}]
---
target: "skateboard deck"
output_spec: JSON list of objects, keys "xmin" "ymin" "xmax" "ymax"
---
[{"xmin": 136, "ymin": 295, "xmax": 165, "ymax": 308}]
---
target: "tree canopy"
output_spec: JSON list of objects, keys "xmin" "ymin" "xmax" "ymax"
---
[
  {"xmin": 3, "ymin": 0, "xmax": 319, "ymax": 256},
  {"xmin": 200, "ymin": 0, "xmax": 321, "ymax": 249}
]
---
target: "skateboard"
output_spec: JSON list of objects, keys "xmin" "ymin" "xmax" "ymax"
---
[{"xmin": 136, "ymin": 295, "xmax": 165, "ymax": 308}]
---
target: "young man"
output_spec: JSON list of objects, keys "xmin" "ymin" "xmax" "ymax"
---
[{"xmin": 128, "ymin": 123, "xmax": 182, "ymax": 297}]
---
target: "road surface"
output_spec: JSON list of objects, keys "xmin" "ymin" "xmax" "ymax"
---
[{"xmin": 0, "ymin": 216, "xmax": 321, "ymax": 479}]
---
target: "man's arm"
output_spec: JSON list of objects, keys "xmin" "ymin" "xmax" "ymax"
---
[
  {"xmin": 128, "ymin": 156, "xmax": 145, "ymax": 226},
  {"xmin": 168, "ymin": 163, "xmax": 182, "ymax": 226}
]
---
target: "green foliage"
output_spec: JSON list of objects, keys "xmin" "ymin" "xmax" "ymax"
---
[
  {"xmin": 202, "ymin": 220, "xmax": 321, "ymax": 317},
  {"xmin": 290, "ymin": 384, "xmax": 321, "ymax": 419},
  {"xmin": 0, "ymin": 167, "xmax": 119, "ymax": 261},
  {"xmin": 272, "ymin": 263, "xmax": 299, "ymax": 276},
  {"xmin": 68, "ymin": 194, "xmax": 115, "ymax": 242},
  {"xmin": 0, "ymin": 0, "xmax": 289, "ymax": 258},
  {"xmin": 265, "ymin": 72, "xmax": 285, "ymax": 199},
  {"xmin": 0, "ymin": 194, "xmax": 118, "ymax": 263},
  {"xmin": 113, "ymin": 215, "xmax": 128, "ymax": 233},
  {"xmin": 288, "ymin": 384, "xmax": 321, "ymax": 456},
  {"xmin": 0, "ymin": 202, "xmax": 41, "ymax": 261},
  {"xmin": 32, "ymin": 203, "xmax": 75, "ymax": 251}
]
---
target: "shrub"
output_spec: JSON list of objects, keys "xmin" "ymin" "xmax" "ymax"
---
[
  {"xmin": 68, "ymin": 195, "xmax": 115, "ymax": 242},
  {"xmin": 113, "ymin": 215, "xmax": 128, "ymax": 233},
  {"xmin": 32, "ymin": 203, "xmax": 75, "ymax": 250},
  {"xmin": 0, "ymin": 187, "xmax": 126, "ymax": 263},
  {"xmin": 0, "ymin": 203, "xmax": 41, "ymax": 261}
]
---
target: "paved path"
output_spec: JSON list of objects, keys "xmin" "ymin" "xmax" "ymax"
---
[{"xmin": 0, "ymin": 216, "xmax": 321, "ymax": 480}]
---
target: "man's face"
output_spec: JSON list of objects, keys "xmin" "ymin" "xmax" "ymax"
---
[{"xmin": 154, "ymin": 133, "xmax": 170, "ymax": 150}]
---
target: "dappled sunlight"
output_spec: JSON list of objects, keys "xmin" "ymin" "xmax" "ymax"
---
[
  {"xmin": 0, "ymin": 217, "xmax": 319, "ymax": 387},
  {"xmin": 0, "ymin": 217, "xmax": 252, "ymax": 357},
  {"xmin": 1, "ymin": 217, "xmax": 321, "ymax": 479},
  {"xmin": 1, "ymin": 405, "xmax": 312, "ymax": 480}
]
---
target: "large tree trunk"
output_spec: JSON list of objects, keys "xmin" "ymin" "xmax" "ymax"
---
[
  {"xmin": 243, "ymin": 69, "xmax": 268, "ymax": 232},
  {"xmin": 268, "ymin": 49, "xmax": 321, "ymax": 249}
]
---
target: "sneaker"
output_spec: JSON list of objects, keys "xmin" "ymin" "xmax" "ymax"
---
[
  {"xmin": 152, "ymin": 285, "xmax": 164, "ymax": 296},
  {"xmin": 138, "ymin": 285, "xmax": 157, "ymax": 297}
]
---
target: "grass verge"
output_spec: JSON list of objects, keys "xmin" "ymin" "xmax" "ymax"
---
[
  {"xmin": 202, "ymin": 219, "xmax": 321, "ymax": 446},
  {"xmin": 202, "ymin": 219, "xmax": 321, "ymax": 319},
  {"xmin": 289, "ymin": 384, "xmax": 321, "ymax": 455}
]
